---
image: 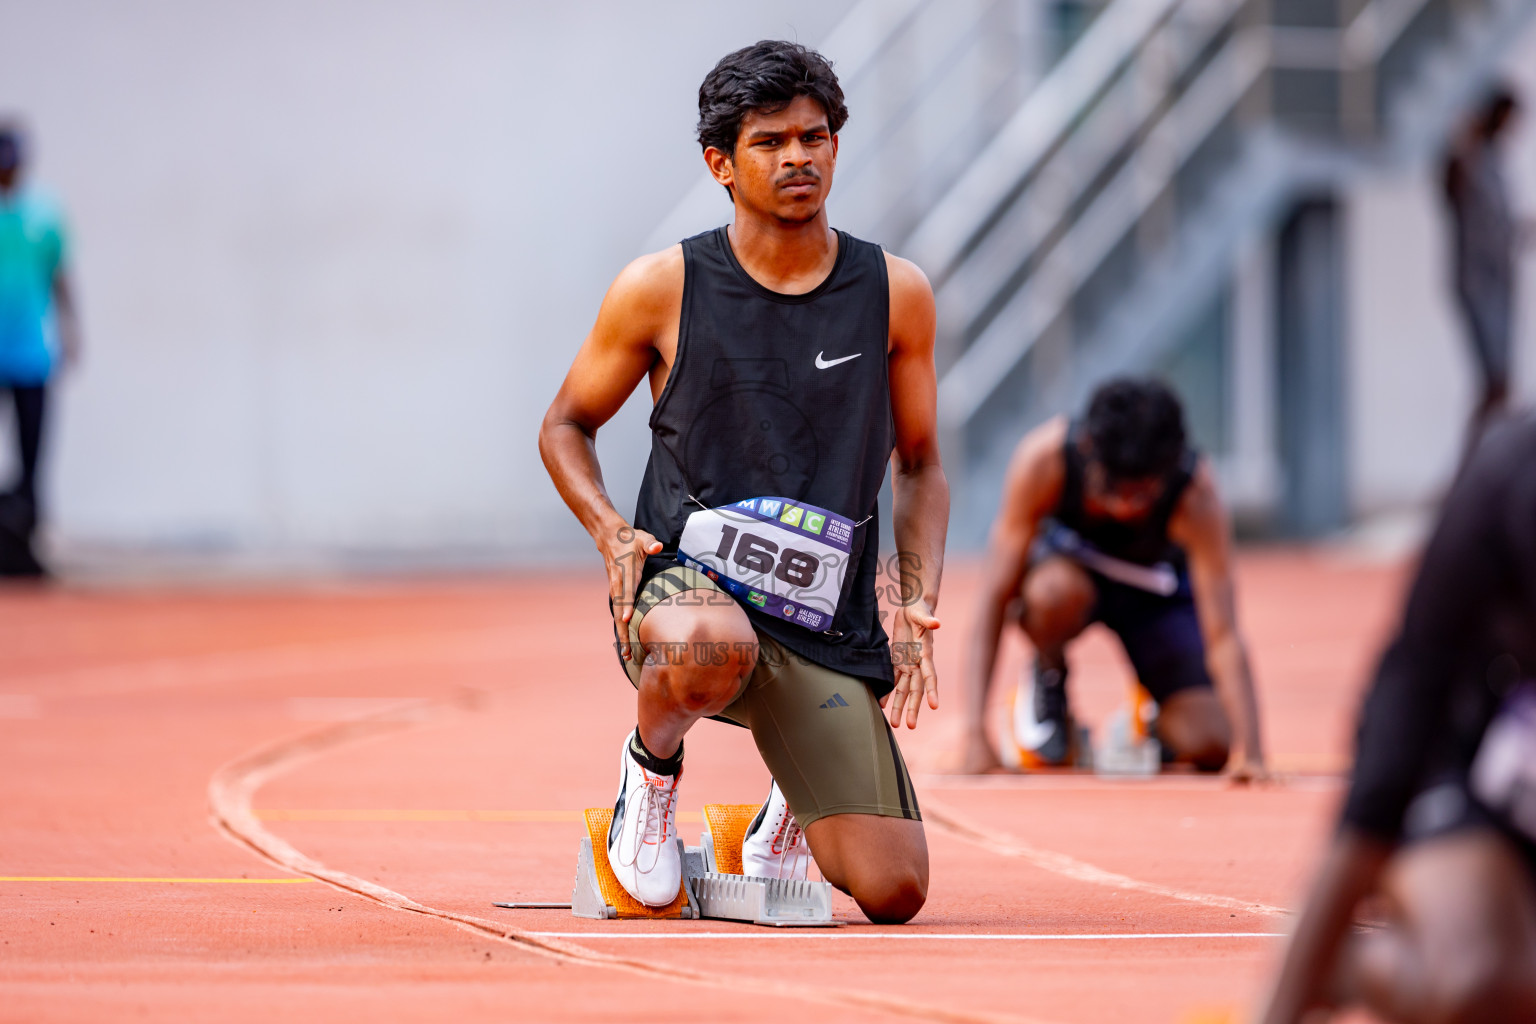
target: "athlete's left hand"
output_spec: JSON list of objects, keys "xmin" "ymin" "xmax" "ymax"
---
[
  {"xmin": 1226, "ymin": 755, "xmax": 1271, "ymax": 786},
  {"xmin": 882, "ymin": 598, "xmax": 940, "ymax": 729}
]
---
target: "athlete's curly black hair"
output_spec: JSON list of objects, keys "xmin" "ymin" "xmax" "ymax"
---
[
  {"xmin": 1084, "ymin": 378, "xmax": 1187, "ymax": 483},
  {"xmin": 697, "ymin": 40, "xmax": 848, "ymax": 159}
]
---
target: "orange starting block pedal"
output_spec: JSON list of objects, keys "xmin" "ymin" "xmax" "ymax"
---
[
  {"xmin": 570, "ymin": 807, "xmax": 699, "ymax": 919},
  {"xmin": 700, "ymin": 803, "xmax": 759, "ymax": 875},
  {"xmin": 563, "ymin": 803, "xmax": 835, "ymax": 926}
]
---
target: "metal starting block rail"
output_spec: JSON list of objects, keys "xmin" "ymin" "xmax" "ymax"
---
[{"xmin": 555, "ymin": 804, "xmax": 835, "ymax": 927}]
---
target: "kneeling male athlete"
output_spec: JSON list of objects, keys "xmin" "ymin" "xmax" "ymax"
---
[
  {"xmin": 952, "ymin": 378, "xmax": 1265, "ymax": 777},
  {"xmin": 1262, "ymin": 414, "xmax": 1536, "ymax": 1024},
  {"xmin": 538, "ymin": 41, "xmax": 948, "ymax": 924}
]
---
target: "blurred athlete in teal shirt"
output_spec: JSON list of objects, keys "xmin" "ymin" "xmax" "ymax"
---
[
  {"xmin": 0, "ymin": 123, "xmax": 80, "ymax": 510},
  {"xmin": 0, "ymin": 122, "xmax": 80, "ymax": 576}
]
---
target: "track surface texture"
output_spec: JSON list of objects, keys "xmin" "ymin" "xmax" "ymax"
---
[{"xmin": 1, "ymin": 552, "xmax": 1406, "ymax": 1023}]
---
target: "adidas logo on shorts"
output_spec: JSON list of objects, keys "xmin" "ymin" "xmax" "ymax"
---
[{"xmin": 818, "ymin": 693, "xmax": 850, "ymax": 710}]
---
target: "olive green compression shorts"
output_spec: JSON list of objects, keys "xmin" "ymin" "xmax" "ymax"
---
[{"xmin": 621, "ymin": 565, "xmax": 920, "ymax": 828}]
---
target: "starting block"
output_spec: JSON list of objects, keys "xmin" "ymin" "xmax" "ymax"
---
[
  {"xmin": 571, "ymin": 807, "xmax": 699, "ymax": 919},
  {"xmin": 1094, "ymin": 683, "xmax": 1162, "ymax": 776},
  {"xmin": 568, "ymin": 803, "xmax": 834, "ymax": 927}
]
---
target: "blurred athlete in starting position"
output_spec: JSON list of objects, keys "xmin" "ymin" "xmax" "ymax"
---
[
  {"xmin": 1263, "ymin": 413, "xmax": 1536, "ymax": 1023},
  {"xmin": 539, "ymin": 41, "xmax": 948, "ymax": 922},
  {"xmin": 950, "ymin": 378, "xmax": 1265, "ymax": 778}
]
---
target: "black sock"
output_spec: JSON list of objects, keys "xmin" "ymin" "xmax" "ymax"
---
[
  {"xmin": 1035, "ymin": 658, "xmax": 1068, "ymax": 689},
  {"xmin": 629, "ymin": 729, "xmax": 683, "ymax": 776}
]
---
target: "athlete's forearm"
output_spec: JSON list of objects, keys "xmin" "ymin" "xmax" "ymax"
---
[
  {"xmin": 1261, "ymin": 829, "xmax": 1391, "ymax": 1023},
  {"xmin": 1208, "ymin": 632, "xmax": 1264, "ymax": 764},
  {"xmin": 538, "ymin": 416, "xmax": 628, "ymax": 545},
  {"xmin": 52, "ymin": 273, "xmax": 82, "ymax": 364},
  {"xmin": 891, "ymin": 462, "xmax": 949, "ymax": 608},
  {"xmin": 963, "ymin": 595, "xmax": 1010, "ymax": 732}
]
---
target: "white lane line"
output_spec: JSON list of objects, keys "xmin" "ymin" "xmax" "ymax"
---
[
  {"xmin": 526, "ymin": 931, "xmax": 1284, "ymax": 941},
  {"xmin": 211, "ymin": 701, "xmax": 1058, "ymax": 1024},
  {"xmin": 919, "ymin": 797, "xmax": 1289, "ymax": 918},
  {"xmin": 915, "ymin": 773, "xmax": 1346, "ymax": 792}
]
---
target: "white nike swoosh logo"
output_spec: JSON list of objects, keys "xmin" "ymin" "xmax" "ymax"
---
[
  {"xmin": 815, "ymin": 351, "xmax": 861, "ymax": 369},
  {"xmin": 1013, "ymin": 707, "xmax": 1058, "ymax": 751},
  {"xmin": 1012, "ymin": 681, "xmax": 1057, "ymax": 750}
]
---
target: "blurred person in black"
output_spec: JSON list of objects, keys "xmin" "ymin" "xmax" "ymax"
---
[
  {"xmin": 0, "ymin": 122, "xmax": 81, "ymax": 577},
  {"xmin": 1261, "ymin": 414, "xmax": 1536, "ymax": 1023},
  {"xmin": 1442, "ymin": 86, "xmax": 1529, "ymax": 447}
]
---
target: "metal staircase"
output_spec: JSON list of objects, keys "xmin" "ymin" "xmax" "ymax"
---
[{"xmin": 908, "ymin": 0, "xmax": 1536, "ymax": 539}]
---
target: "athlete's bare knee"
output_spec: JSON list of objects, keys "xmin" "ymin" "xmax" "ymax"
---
[
  {"xmin": 805, "ymin": 816, "xmax": 928, "ymax": 924},
  {"xmin": 1158, "ymin": 692, "xmax": 1231, "ymax": 771},
  {"xmin": 847, "ymin": 864, "xmax": 928, "ymax": 925},
  {"xmin": 1183, "ymin": 737, "xmax": 1230, "ymax": 773},
  {"xmin": 1425, "ymin": 948, "xmax": 1536, "ymax": 1024},
  {"xmin": 643, "ymin": 611, "xmax": 752, "ymax": 712},
  {"xmin": 664, "ymin": 644, "xmax": 745, "ymax": 713},
  {"xmin": 1021, "ymin": 560, "xmax": 1094, "ymax": 647},
  {"xmin": 1165, "ymin": 723, "xmax": 1229, "ymax": 772}
]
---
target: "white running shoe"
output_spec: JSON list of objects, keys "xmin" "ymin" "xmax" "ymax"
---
[
  {"xmin": 606, "ymin": 729, "xmax": 683, "ymax": 906},
  {"xmin": 740, "ymin": 779, "xmax": 813, "ymax": 880}
]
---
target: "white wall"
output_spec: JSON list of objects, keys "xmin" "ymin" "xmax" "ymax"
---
[
  {"xmin": 8, "ymin": 1, "xmax": 1532, "ymax": 563},
  {"xmin": 0, "ymin": 1, "xmax": 851, "ymax": 564},
  {"xmin": 1346, "ymin": 24, "xmax": 1536, "ymax": 516}
]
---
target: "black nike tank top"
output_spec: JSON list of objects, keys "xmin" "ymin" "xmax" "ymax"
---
[
  {"xmin": 633, "ymin": 226, "xmax": 896, "ymax": 694},
  {"xmin": 1052, "ymin": 422, "xmax": 1197, "ymax": 567}
]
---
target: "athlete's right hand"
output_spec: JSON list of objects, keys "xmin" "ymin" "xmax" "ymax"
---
[{"xmin": 601, "ymin": 522, "xmax": 663, "ymax": 664}]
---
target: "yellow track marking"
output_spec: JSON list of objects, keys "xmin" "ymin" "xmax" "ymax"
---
[
  {"xmin": 0, "ymin": 876, "xmax": 311, "ymax": 883},
  {"xmin": 254, "ymin": 809, "xmax": 705, "ymax": 823}
]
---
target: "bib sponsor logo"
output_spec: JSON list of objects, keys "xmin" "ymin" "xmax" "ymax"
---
[
  {"xmin": 747, "ymin": 590, "xmax": 766, "ymax": 607},
  {"xmin": 783, "ymin": 604, "xmax": 796, "ymax": 616}
]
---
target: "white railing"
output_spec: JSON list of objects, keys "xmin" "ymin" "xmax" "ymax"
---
[{"xmin": 931, "ymin": 0, "xmax": 1483, "ymax": 431}]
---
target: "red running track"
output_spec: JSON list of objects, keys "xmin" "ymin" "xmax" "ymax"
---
[{"xmin": 0, "ymin": 552, "xmax": 1405, "ymax": 1023}]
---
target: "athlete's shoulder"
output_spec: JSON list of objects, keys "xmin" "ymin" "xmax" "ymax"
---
[
  {"xmin": 881, "ymin": 249, "xmax": 933, "ymax": 301},
  {"xmin": 1171, "ymin": 457, "xmax": 1227, "ymax": 538},
  {"xmin": 881, "ymin": 250, "xmax": 935, "ymax": 353},
  {"xmin": 605, "ymin": 244, "xmax": 685, "ymax": 319},
  {"xmin": 1471, "ymin": 410, "xmax": 1536, "ymax": 476},
  {"xmin": 613, "ymin": 243, "xmax": 684, "ymax": 295},
  {"xmin": 1018, "ymin": 415, "xmax": 1069, "ymax": 464},
  {"xmin": 13, "ymin": 188, "xmax": 66, "ymax": 235},
  {"xmin": 1453, "ymin": 412, "xmax": 1536, "ymax": 531},
  {"xmin": 1003, "ymin": 416, "xmax": 1067, "ymax": 508}
]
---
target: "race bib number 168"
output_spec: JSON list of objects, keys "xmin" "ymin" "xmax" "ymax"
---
[{"xmin": 676, "ymin": 497, "xmax": 856, "ymax": 632}]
